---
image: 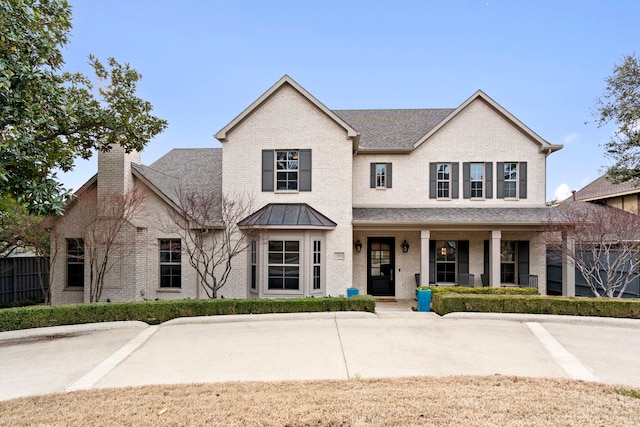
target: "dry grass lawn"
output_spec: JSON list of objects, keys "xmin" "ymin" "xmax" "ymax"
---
[{"xmin": 1, "ymin": 376, "xmax": 639, "ymax": 426}]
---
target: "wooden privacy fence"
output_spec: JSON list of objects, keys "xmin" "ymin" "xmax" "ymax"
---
[{"xmin": 0, "ymin": 257, "xmax": 49, "ymax": 305}]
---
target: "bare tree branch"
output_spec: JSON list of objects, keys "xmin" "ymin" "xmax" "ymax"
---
[
  {"xmin": 164, "ymin": 189, "xmax": 258, "ymax": 298},
  {"xmin": 81, "ymin": 187, "xmax": 147, "ymax": 302},
  {"xmin": 546, "ymin": 202, "xmax": 640, "ymax": 297}
]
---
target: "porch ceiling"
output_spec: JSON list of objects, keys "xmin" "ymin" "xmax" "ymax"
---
[{"xmin": 352, "ymin": 207, "xmax": 561, "ymax": 230}]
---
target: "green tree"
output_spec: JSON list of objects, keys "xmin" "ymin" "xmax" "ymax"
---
[
  {"xmin": 594, "ymin": 54, "xmax": 640, "ymax": 184},
  {"xmin": 0, "ymin": 0, "xmax": 167, "ymax": 215}
]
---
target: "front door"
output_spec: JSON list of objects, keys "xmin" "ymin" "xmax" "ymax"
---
[{"xmin": 367, "ymin": 237, "xmax": 395, "ymax": 296}]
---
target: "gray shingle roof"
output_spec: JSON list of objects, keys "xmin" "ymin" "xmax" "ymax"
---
[
  {"xmin": 132, "ymin": 148, "xmax": 222, "ymax": 210},
  {"xmin": 353, "ymin": 207, "xmax": 561, "ymax": 226},
  {"xmin": 239, "ymin": 203, "xmax": 336, "ymax": 228},
  {"xmin": 333, "ymin": 109, "xmax": 455, "ymax": 150},
  {"xmin": 571, "ymin": 173, "xmax": 640, "ymax": 202}
]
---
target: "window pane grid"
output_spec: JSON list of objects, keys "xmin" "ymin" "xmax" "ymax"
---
[
  {"xmin": 276, "ymin": 151, "xmax": 299, "ymax": 191},
  {"xmin": 437, "ymin": 163, "xmax": 450, "ymax": 198},
  {"xmin": 159, "ymin": 239, "xmax": 181, "ymax": 288},
  {"xmin": 268, "ymin": 240, "xmax": 300, "ymax": 290},
  {"xmin": 470, "ymin": 163, "xmax": 484, "ymax": 198},
  {"xmin": 504, "ymin": 163, "xmax": 517, "ymax": 198},
  {"xmin": 500, "ymin": 241, "xmax": 516, "ymax": 283},
  {"xmin": 313, "ymin": 240, "xmax": 321, "ymax": 290},
  {"xmin": 376, "ymin": 163, "xmax": 386, "ymax": 188}
]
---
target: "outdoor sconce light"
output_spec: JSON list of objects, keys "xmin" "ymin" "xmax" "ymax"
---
[
  {"xmin": 401, "ymin": 240, "xmax": 410, "ymax": 253},
  {"xmin": 354, "ymin": 240, "xmax": 362, "ymax": 253}
]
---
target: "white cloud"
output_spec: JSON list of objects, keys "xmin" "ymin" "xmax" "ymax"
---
[
  {"xmin": 553, "ymin": 183, "xmax": 572, "ymax": 201},
  {"xmin": 563, "ymin": 133, "xmax": 579, "ymax": 144}
]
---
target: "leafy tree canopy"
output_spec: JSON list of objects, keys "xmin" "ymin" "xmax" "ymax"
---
[
  {"xmin": 0, "ymin": 0, "xmax": 168, "ymax": 215},
  {"xmin": 594, "ymin": 54, "xmax": 640, "ymax": 184}
]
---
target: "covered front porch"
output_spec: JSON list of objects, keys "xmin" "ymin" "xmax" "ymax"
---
[{"xmin": 351, "ymin": 207, "xmax": 576, "ymax": 299}]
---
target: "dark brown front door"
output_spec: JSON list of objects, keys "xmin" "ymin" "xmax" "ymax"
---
[{"xmin": 367, "ymin": 237, "xmax": 395, "ymax": 296}]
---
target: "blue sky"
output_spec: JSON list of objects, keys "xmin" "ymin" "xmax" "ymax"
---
[{"xmin": 59, "ymin": 0, "xmax": 640, "ymax": 201}]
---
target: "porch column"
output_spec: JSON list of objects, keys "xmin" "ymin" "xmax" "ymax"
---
[
  {"xmin": 420, "ymin": 230, "xmax": 430, "ymax": 287},
  {"xmin": 562, "ymin": 230, "xmax": 576, "ymax": 296},
  {"xmin": 490, "ymin": 230, "xmax": 501, "ymax": 287}
]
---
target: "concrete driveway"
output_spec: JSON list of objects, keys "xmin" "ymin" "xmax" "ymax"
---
[{"xmin": 1, "ymin": 303, "xmax": 639, "ymax": 402}]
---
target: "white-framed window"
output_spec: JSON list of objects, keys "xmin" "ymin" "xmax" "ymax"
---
[
  {"xmin": 437, "ymin": 163, "xmax": 451, "ymax": 198},
  {"xmin": 268, "ymin": 240, "xmax": 300, "ymax": 290},
  {"xmin": 159, "ymin": 239, "xmax": 181, "ymax": 288},
  {"xmin": 376, "ymin": 163, "xmax": 387, "ymax": 188},
  {"xmin": 313, "ymin": 240, "xmax": 321, "ymax": 290},
  {"xmin": 503, "ymin": 163, "xmax": 517, "ymax": 198},
  {"xmin": 276, "ymin": 150, "xmax": 299, "ymax": 191},
  {"xmin": 250, "ymin": 240, "xmax": 257, "ymax": 290},
  {"xmin": 470, "ymin": 163, "xmax": 484, "ymax": 198}
]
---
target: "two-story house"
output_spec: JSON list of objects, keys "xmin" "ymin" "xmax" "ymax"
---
[{"xmin": 50, "ymin": 75, "xmax": 570, "ymax": 304}]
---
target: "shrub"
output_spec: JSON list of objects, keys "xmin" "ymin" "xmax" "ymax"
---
[
  {"xmin": 0, "ymin": 295, "xmax": 376, "ymax": 332},
  {"xmin": 432, "ymin": 293, "xmax": 640, "ymax": 318},
  {"xmin": 417, "ymin": 286, "xmax": 538, "ymax": 295}
]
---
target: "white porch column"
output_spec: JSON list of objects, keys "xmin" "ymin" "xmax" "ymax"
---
[
  {"xmin": 420, "ymin": 230, "xmax": 430, "ymax": 287},
  {"xmin": 562, "ymin": 230, "xmax": 576, "ymax": 296},
  {"xmin": 490, "ymin": 230, "xmax": 501, "ymax": 287}
]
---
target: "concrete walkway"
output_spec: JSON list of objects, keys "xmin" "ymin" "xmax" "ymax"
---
[{"xmin": 1, "ymin": 302, "xmax": 639, "ymax": 402}]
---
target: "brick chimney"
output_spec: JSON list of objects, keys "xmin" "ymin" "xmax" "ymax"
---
[{"xmin": 97, "ymin": 145, "xmax": 141, "ymax": 202}]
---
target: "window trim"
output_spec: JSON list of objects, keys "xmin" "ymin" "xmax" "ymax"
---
[
  {"xmin": 159, "ymin": 239, "xmax": 182, "ymax": 289},
  {"xmin": 66, "ymin": 238, "xmax": 84, "ymax": 288},
  {"xmin": 500, "ymin": 240, "xmax": 517, "ymax": 284},
  {"xmin": 435, "ymin": 240, "xmax": 457, "ymax": 283},
  {"xmin": 470, "ymin": 162, "xmax": 484, "ymax": 199},
  {"xmin": 436, "ymin": 163, "xmax": 451, "ymax": 199},
  {"xmin": 275, "ymin": 150, "xmax": 300, "ymax": 192},
  {"xmin": 503, "ymin": 162, "xmax": 518, "ymax": 199},
  {"xmin": 267, "ymin": 239, "xmax": 300, "ymax": 291},
  {"xmin": 370, "ymin": 162, "xmax": 393, "ymax": 189}
]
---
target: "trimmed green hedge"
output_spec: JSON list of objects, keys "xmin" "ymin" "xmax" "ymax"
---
[
  {"xmin": 432, "ymin": 293, "xmax": 640, "ymax": 318},
  {"xmin": 0, "ymin": 295, "xmax": 376, "ymax": 332},
  {"xmin": 418, "ymin": 286, "xmax": 538, "ymax": 295}
]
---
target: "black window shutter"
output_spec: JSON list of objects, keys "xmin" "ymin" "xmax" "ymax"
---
[
  {"xmin": 429, "ymin": 240, "xmax": 436, "ymax": 284},
  {"xmin": 519, "ymin": 162, "xmax": 527, "ymax": 199},
  {"xmin": 458, "ymin": 240, "xmax": 469, "ymax": 275},
  {"xmin": 485, "ymin": 162, "xmax": 493, "ymax": 199},
  {"xmin": 299, "ymin": 149, "xmax": 312, "ymax": 191},
  {"xmin": 463, "ymin": 162, "xmax": 470, "ymax": 199},
  {"xmin": 517, "ymin": 240, "xmax": 530, "ymax": 284},
  {"xmin": 370, "ymin": 163, "xmax": 376, "ymax": 188},
  {"xmin": 386, "ymin": 163, "xmax": 392, "ymax": 188},
  {"xmin": 496, "ymin": 162, "xmax": 504, "ymax": 199},
  {"xmin": 429, "ymin": 163, "xmax": 437, "ymax": 199},
  {"xmin": 483, "ymin": 240, "xmax": 489, "ymax": 275},
  {"xmin": 451, "ymin": 162, "xmax": 459, "ymax": 199},
  {"xmin": 262, "ymin": 150, "xmax": 274, "ymax": 192}
]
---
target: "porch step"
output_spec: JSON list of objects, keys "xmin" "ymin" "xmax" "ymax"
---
[{"xmin": 375, "ymin": 297, "xmax": 397, "ymax": 303}]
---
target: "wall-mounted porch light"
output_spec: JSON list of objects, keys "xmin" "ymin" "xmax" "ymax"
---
[
  {"xmin": 354, "ymin": 240, "xmax": 362, "ymax": 253},
  {"xmin": 401, "ymin": 240, "xmax": 410, "ymax": 253}
]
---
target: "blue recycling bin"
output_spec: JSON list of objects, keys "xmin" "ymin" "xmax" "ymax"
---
[
  {"xmin": 417, "ymin": 289, "xmax": 432, "ymax": 312},
  {"xmin": 347, "ymin": 288, "xmax": 359, "ymax": 298}
]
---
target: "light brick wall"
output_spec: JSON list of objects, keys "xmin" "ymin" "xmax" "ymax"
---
[
  {"xmin": 353, "ymin": 98, "xmax": 548, "ymax": 207},
  {"xmin": 221, "ymin": 84, "xmax": 354, "ymax": 297}
]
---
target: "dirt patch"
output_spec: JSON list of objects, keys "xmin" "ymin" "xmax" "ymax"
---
[{"xmin": 1, "ymin": 376, "xmax": 639, "ymax": 426}]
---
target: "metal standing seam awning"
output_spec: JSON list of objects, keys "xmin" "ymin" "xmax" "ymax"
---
[{"xmin": 238, "ymin": 203, "xmax": 337, "ymax": 229}]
